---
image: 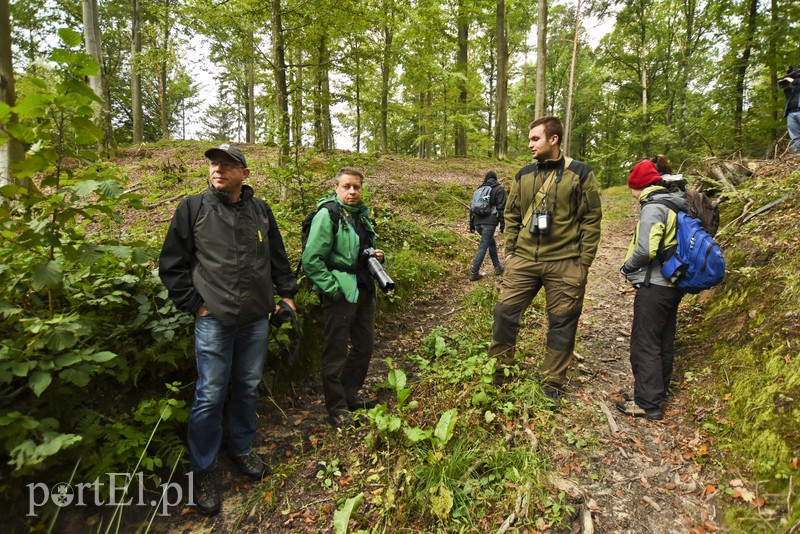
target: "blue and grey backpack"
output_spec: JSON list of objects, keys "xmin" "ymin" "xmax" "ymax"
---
[{"xmin": 650, "ymin": 197, "xmax": 726, "ymax": 293}]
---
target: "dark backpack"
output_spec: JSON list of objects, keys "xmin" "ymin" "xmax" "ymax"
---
[
  {"xmin": 470, "ymin": 185, "xmax": 494, "ymax": 216},
  {"xmin": 296, "ymin": 200, "xmax": 340, "ymax": 276},
  {"xmin": 649, "ymin": 198, "xmax": 726, "ymax": 294}
]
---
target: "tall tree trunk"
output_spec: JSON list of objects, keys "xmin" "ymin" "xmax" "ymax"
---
[
  {"xmin": 639, "ymin": 0, "xmax": 648, "ymax": 157},
  {"xmin": 563, "ymin": 0, "xmax": 581, "ymax": 155},
  {"xmin": 271, "ymin": 0, "xmax": 290, "ymax": 167},
  {"xmin": 245, "ymin": 30, "xmax": 255, "ymax": 143},
  {"xmin": 314, "ymin": 33, "xmax": 333, "ymax": 151},
  {"xmin": 82, "ymin": 0, "xmax": 114, "ymax": 152},
  {"xmin": 493, "ymin": 0, "xmax": 508, "ymax": 160},
  {"xmin": 534, "ymin": 0, "xmax": 547, "ymax": 119},
  {"xmin": 355, "ymin": 64, "xmax": 361, "ymax": 153},
  {"xmin": 768, "ymin": 0, "xmax": 780, "ymax": 145},
  {"xmin": 418, "ymin": 92, "xmax": 426, "ymax": 159},
  {"xmin": 131, "ymin": 0, "xmax": 143, "ymax": 144},
  {"xmin": 157, "ymin": 4, "xmax": 170, "ymax": 141},
  {"xmin": 487, "ymin": 33, "xmax": 495, "ymax": 157},
  {"xmin": 455, "ymin": 0, "xmax": 468, "ymax": 156},
  {"xmin": 734, "ymin": 0, "xmax": 758, "ymax": 145},
  {"xmin": 291, "ymin": 47, "xmax": 303, "ymax": 150},
  {"xmin": 380, "ymin": 21, "xmax": 393, "ymax": 153},
  {"xmin": 0, "ymin": 0, "xmax": 29, "ymax": 193}
]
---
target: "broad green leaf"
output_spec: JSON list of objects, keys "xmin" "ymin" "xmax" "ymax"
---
[
  {"xmin": 55, "ymin": 353, "xmax": 83, "ymax": 367},
  {"xmin": 6, "ymin": 123, "xmax": 35, "ymax": 144},
  {"xmin": 12, "ymin": 361, "xmax": 36, "ymax": 377},
  {"xmin": 105, "ymin": 245, "xmax": 132, "ymax": 259},
  {"xmin": 61, "ymin": 368, "xmax": 91, "ymax": 387},
  {"xmin": 89, "ymin": 351, "xmax": 116, "ymax": 363},
  {"xmin": 0, "ymin": 102, "xmax": 11, "ymax": 122},
  {"xmin": 72, "ymin": 179, "xmax": 99, "ymax": 197},
  {"xmin": 29, "ymin": 371, "xmax": 53, "ymax": 397},
  {"xmin": 58, "ymin": 28, "xmax": 83, "ymax": 48},
  {"xmin": 333, "ymin": 493, "xmax": 364, "ymax": 534},
  {"xmin": 433, "ymin": 408, "xmax": 458, "ymax": 446},
  {"xmin": 32, "ymin": 261, "xmax": 62, "ymax": 290},
  {"xmin": 78, "ymin": 244, "xmax": 105, "ymax": 264},
  {"xmin": 96, "ymin": 180, "xmax": 124, "ymax": 199},
  {"xmin": 43, "ymin": 329, "xmax": 78, "ymax": 351},
  {"xmin": 435, "ymin": 336, "xmax": 446, "ymax": 357},
  {"xmin": 403, "ymin": 426, "xmax": 432, "ymax": 443},
  {"xmin": 387, "ymin": 367, "xmax": 406, "ymax": 390}
]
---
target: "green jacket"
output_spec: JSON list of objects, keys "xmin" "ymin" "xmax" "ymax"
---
[
  {"xmin": 301, "ymin": 195, "xmax": 376, "ymax": 303},
  {"xmin": 505, "ymin": 155, "xmax": 602, "ymax": 266}
]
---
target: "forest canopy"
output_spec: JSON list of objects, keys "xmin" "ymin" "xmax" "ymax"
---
[{"xmin": 5, "ymin": 0, "xmax": 800, "ymax": 184}]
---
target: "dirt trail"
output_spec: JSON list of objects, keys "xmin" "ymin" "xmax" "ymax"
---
[
  {"xmin": 153, "ymin": 177, "xmax": 719, "ymax": 533},
  {"xmin": 558, "ymin": 197, "xmax": 719, "ymax": 533}
]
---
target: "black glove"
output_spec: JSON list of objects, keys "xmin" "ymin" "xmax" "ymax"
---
[
  {"xmin": 499, "ymin": 225, "xmax": 505, "ymax": 233},
  {"xmin": 620, "ymin": 264, "xmax": 634, "ymax": 277},
  {"xmin": 469, "ymin": 226, "xmax": 476, "ymax": 234}
]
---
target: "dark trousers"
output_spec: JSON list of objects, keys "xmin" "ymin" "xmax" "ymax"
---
[
  {"xmin": 630, "ymin": 284, "xmax": 683, "ymax": 411},
  {"xmin": 321, "ymin": 290, "xmax": 376, "ymax": 415}
]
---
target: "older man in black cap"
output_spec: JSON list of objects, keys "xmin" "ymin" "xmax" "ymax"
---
[{"xmin": 159, "ymin": 144, "xmax": 298, "ymax": 515}]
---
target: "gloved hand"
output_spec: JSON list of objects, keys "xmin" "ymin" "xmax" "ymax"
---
[
  {"xmin": 469, "ymin": 226, "xmax": 476, "ymax": 234},
  {"xmin": 499, "ymin": 224, "xmax": 505, "ymax": 233},
  {"xmin": 620, "ymin": 264, "xmax": 634, "ymax": 277}
]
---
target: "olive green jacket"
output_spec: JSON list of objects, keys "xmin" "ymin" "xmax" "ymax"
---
[{"xmin": 504, "ymin": 155, "xmax": 602, "ymax": 266}]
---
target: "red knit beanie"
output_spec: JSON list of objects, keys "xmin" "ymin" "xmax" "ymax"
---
[{"xmin": 627, "ymin": 160, "xmax": 661, "ymax": 189}]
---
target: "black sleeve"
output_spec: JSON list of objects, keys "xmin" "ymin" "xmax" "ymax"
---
[
  {"xmin": 494, "ymin": 185, "xmax": 506, "ymax": 228},
  {"xmin": 265, "ymin": 203, "xmax": 299, "ymax": 299},
  {"xmin": 158, "ymin": 198, "xmax": 204, "ymax": 314}
]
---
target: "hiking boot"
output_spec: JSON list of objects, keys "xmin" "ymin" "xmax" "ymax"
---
[
  {"xmin": 495, "ymin": 265, "xmax": 505, "ymax": 276},
  {"xmin": 329, "ymin": 410, "xmax": 354, "ymax": 429},
  {"xmin": 544, "ymin": 388, "xmax": 564, "ymax": 410},
  {"xmin": 347, "ymin": 394, "xmax": 378, "ymax": 411},
  {"xmin": 469, "ymin": 272, "xmax": 483, "ymax": 282},
  {"xmin": 229, "ymin": 451, "xmax": 269, "ymax": 480},
  {"xmin": 615, "ymin": 400, "xmax": 663, "ymax": 421},
  {"xmin": 193, "ymin": 470, "xmax": 221, "ymax": 516}
]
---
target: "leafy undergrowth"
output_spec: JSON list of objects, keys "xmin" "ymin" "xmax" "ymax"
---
[{"xmin": 678, "ymin": 157, "xmax": 800, "ymax": 532}]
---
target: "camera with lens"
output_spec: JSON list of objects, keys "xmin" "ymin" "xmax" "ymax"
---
[
  {"xmin": 528, "ymin": 210, "xmax": 552, "ymax": 236},
  {"xmin": 270, "ymin": 299, "xmax": 296, "ymax": 328},
  {"xmin": 362, "ymin": 247, "xmax": 395, "ymax": 293},
  {"xmin": 778, "ymin": 65, "xmax": 800, "ymax": 88}
]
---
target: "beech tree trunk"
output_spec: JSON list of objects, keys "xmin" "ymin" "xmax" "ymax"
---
[
  {"xmin": 82, "ymin": 0, "xmax": 114, "ymax": 151},
  {"xmin": 131, "ymin": 0, "xmax": 143, "ymax": 144},
  {"xmin": 534, "ymin": 0, "xmax": 547, "ymax": 119},
  {"xmin": 0, "ymin": 0, "xmax": 28, "ymax": 193},
  {"xmin": 493, "ymin": 0, "xmax": 508, "ymax": 160},
  {"xmin": 271, "ymin": 0, "xmax": 290, "ymax": 167},
  {"xmin": 734, "ymin": 0, "xmax": 758, "ymax": 144},
  {"xmin": 380, "ymin": 22, "xmax": 393, "ymax": 153},
  {"xmin": 563, "ymin": 0, "xmax": 581, "ymax": 155},
  {"xmin": 455, "ymin": 0, "xmax": 468, "ymax": 156}
]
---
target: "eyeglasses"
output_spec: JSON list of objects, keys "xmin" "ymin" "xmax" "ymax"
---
[{"xmin": 208, "ymin": 160, "xmax": 243, "ymax": 169}]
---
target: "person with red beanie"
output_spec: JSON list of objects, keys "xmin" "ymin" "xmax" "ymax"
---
[{"xmin": 617, "ymin": 159, "xmax": 690, "ymax": 421}]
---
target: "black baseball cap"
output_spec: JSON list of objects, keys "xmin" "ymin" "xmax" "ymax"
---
[{"xmin": 204, "ymin": 143, "xmax": 248, "ymax": 168}]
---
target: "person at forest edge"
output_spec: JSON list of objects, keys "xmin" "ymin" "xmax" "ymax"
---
[
  {"xmin": 301, "ymin": 167, "xmax": 384, "ymax": 429},
  {"xmin": 780, "ymin": 66, "xmax": 800, "ymax": 152},
  {"xmin": 469, "ymin": 170, "xmax": 507, "ymax": 281},
  {"xmin": 158, "ymin": 144, "xmax": 298, "ymax": 515},
  {"xmin": 617, "ymin": 160, "xmax": 688, "ymax": 421},
  {"xmin": 487, "ymin": 116, "xmax": 602, "ymax": 405}
]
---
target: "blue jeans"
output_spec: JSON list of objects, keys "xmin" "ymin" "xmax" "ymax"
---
[
  {"xmin": 471, "ymin": 224, "xmax": 501, "ymax": 275},
  {"xmin": 188, "ymin": 314, "xmax": 269, "ymax": 473},
  {"xmin": 788, "ymin": 111, "xmax": 800, "ymax": 152}
]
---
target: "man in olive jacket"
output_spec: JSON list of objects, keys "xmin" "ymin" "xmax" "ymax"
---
[
  {"xmin": 302, "ymin": 167, "xmax": 384, "ymax": 429},
  {"xmin": 489, "ymin": 117, "xmax": 602, "ymax": 405},
  {"xmin": 159, "ymin": 144, "xmax": 298, "ymax": 516}
]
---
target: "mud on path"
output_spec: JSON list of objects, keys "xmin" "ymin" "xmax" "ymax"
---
[{"xmin": 153, "ymin": 186, "xmax": 719, "ymax": 533}]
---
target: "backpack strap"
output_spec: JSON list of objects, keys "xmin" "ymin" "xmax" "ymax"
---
[
  {"xmin": 641, "ymin": 196, "xmax": 682, "ymax": 286},
  {"xmin": 294, "ymin": 200, "xmax": 342, "ymax": 278},
  {"xmin": 186, "ymin": 193, "xmax": 204, "ymax": 229}
]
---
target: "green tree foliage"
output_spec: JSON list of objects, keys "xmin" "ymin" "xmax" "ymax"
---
[{"xmin": 0, "ymin": 29, "xmax": 191, "ymax": 513}]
